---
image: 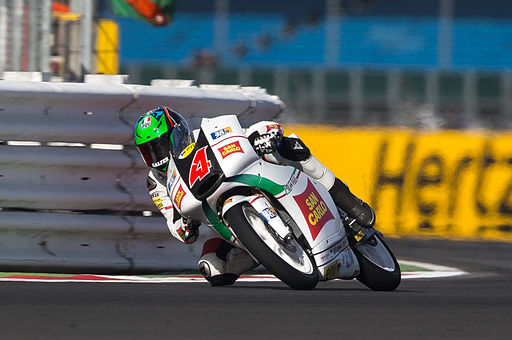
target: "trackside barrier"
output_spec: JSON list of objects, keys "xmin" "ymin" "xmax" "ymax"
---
[
  {"xmin": 289, "ymin": 126, "xmax": 512, "ymax": 242},
  {"xmin": 0, "ymin": 79, "xmax": 284, "ymax": 272}
]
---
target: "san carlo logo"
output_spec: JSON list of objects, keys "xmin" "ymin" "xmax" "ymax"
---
[
  {"xmin": 174, "ymin": 184, "xmax": 186, "ymax": 210},
  {"xmin": 293, "ymin": 179, "xmax": 334, "ymax": 241},
  {"xmin": 266, "ymin": 123, "xmax": 282, "ymax": 133},
  {"xmin": 140, "ymin": 116, "xmax": 152, "ymax": 129},
  {"xmin": 218, "ymin": 141, "xmax": 244, "ymax": 159}
]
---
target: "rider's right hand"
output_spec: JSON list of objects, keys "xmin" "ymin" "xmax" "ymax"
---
[{"xmin": 254, "ymin": 132, "xmax": 281, "ymax": 155}]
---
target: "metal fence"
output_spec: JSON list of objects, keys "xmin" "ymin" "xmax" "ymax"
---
[
  {"xmin": 123, "ymin": 65, "xmax": 512, "ymax": 130},
  {"xmin": 0, "ymin": 0, "xmax": 96, "ymax": 81},
  {"xmin": 0, "ymin": 0, "xmax": 52, "ymax": 75}
]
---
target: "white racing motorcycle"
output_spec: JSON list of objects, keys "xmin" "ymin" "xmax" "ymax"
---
[{"xmin": 168, "ymin": 115, "xmax": 401, "ymax": 290}]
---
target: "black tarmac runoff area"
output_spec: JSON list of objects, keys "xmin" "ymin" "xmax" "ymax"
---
[{"xmin": 0, "ymin": 238, "xmax": 511, "ymax": 340}]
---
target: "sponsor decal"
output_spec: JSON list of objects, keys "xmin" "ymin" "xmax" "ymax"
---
[
  {"xmin": 223, "ymin": 198, "xmax": 233, "ymax": 207},
  {"xmin": 167, "ymin": 169, "xmax": 177, "ymax": 188},
  {"xmin": 140, "ymin": 116, "xmax": 152, "ymax": 129},
  {"xmin": 152, "ymin": 157, "xmax": 169, "ymax": 168},
  {"xmin": 167, "ymin": 180, "xmax": 173, "ymax": 195},
  {"xmin": 293, "ymin": 179, "xmax": 335, "ymax": 241},
  {"xmin": 266, "ymin": 123, "xmax": 282, "ymax": 133},
  {"xmin": 174, "ymin": 184, "xmax": 186, "ymax": 210},
  {"xmin": 218, "ymin": 140, "xmax": 244, "ymax": 159},
  {"xmin": 318, "ymin": 239, "xmax": 348, "ymax": 264},
  {"xmin": 211, "ymin": 126, "xmax": 232, "ymax": 140},
  {"xmin": 344, "ymin": 250, "xmax": 353, "ymax": 267},
  {"xmin": 354, "ymin": 230, "xmax": 365, "ymax": 242},
  {"xmin": 285, "ymin": 170, "xmax": 299, "ymax": 194},
  {"xmin": 176, "ymin": 227, "xmax": 187, "ymax": 241},
  {"xmin": 179, "ymin": 142, "xmax": 196, "ymax": 159},
  {"xmin": 152, "ymin": 195, "xmax": 163, "ymax": 209},
  {"xmin": 292, "ymin": 140, "xmax": 303, "ymax": 150},
  {"xmin": 260, "ymin": 207, "xmax": 277, "ymax": 222},
  {"xmin": 323, "ymin": 260, "xmax": 341, "ymax": 280}
]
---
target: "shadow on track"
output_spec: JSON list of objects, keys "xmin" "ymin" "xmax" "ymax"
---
[{"xmin": 225, "ymin": 285, "xmax": 421, "ymax": 292}]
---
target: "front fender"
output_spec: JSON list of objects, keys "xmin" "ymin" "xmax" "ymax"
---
[{"xmin": 222, "ymin": 194, "xmax": 291, "ymax": 241}]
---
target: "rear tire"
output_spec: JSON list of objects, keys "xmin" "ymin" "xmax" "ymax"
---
[
  {"xmin": 225, "ymin": 203, "xmax": 318, "ymax": 290},
  {"xmin": 352, "ymin": 234, "xmax": 401, "ymax": 291}
]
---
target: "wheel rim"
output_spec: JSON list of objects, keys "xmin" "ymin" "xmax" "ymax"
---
[
  {"xmin": 355, "ymin": 236, "xmax": 396, "ymax": 272},
  {"xmin": 243, "ymin": 205, "xmax": 315, "ymax": 275}
]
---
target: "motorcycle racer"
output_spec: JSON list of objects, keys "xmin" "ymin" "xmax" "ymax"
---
[{"xmin": 134, "ymin": 106, "xmax": 375, "ymax": 286}]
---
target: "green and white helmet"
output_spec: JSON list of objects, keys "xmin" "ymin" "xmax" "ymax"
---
[{"xmin": 134, "ymin": 106, "xmax": 194, "ymax": 172}]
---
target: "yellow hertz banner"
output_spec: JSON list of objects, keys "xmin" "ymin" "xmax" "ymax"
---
[{"xmin": 287, "ymin": 125, "xmax": 512, "ymax": 242}]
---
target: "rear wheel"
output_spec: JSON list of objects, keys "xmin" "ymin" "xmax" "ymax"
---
[
  {"xmin": 352, "ymin": 234, "xmax": 401, "ymax": 291},
  {"xmin": 225, "ymin": 202, "xmax": 318, "ymax": 290}
]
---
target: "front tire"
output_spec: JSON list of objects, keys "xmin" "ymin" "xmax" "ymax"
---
[
  {"xmin": 225, "ymin": 203, "xmax": 318, "ymax": 290},
  {"xmin": 352, "ymin": 234, "xmax": 401, "ymax": 291}
]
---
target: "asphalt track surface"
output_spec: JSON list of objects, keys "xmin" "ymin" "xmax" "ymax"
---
[{"xmin": 0, "ymin": 238, "xmax": 511, "ymax": 340}]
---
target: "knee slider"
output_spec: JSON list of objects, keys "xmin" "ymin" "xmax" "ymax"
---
[{"xmin": 198, "ymin": 252, "xmax": 239, "ymax": 286}]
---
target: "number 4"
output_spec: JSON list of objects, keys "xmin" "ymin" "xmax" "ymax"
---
[{"xmin": 189, "ymin": 146, "xmax": 212, "ymax": 187}]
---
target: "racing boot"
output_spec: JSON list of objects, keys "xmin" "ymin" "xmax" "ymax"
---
[
  {"xmin": 273, "ymin": 134, "xmax": 375, "ymax": 227},
  {"xmin": 328, "ymin": 178, "xmax": 375, "ymax": 228},
  {"xmin": 286, "ymin": 139, "xmax": 375, "ymax": 228},
  {"xmin": 198, "ymin": 237, "xmax": 258, "ymax": 286}
]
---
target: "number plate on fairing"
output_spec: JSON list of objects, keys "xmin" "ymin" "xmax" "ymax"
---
[{"xmin": 173, "ymin": 130, "xmax": 224, "ymax": 201}]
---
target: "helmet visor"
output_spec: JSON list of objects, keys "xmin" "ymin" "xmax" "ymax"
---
[
  {"xmin": 170, "ymin": 120, "xmax": 195, "ymax": 158},
  {"xmin": 137, "ymin": 131, "xmax": 171, "ymax": 171}
]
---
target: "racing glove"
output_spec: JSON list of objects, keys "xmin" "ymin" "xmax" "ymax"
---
[
  {"xmin": 177, "ymin": 218, "xmax": 200, "ymax": 244},
  {"xmin": 254, "ymin": 131, "xmax": 282, "ymax": 156}
]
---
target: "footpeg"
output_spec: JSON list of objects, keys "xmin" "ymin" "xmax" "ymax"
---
[{"xmin": 343, "ymin": 217, "xmax": 381, "ymax": 245}]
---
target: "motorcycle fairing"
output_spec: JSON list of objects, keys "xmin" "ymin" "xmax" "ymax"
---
[
  {"xmin": 221, "ymin": 176, "xmax": 360, "ymax": 280},
  {"xmin": 201, "ymin": 115, "xmax": 261, "ymax": 178},
  {"xmin": 229, "ymin": 161, "xmax": 344, "ymax": 252}
]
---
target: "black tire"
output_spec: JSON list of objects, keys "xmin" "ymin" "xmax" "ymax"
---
[
  {"xmin": 225, "ymin": 203, "xmax": 319, "ymax": 290},
  {"xmin": 352, "ymin": 234, "xmax": 401, "ymax": 291}
]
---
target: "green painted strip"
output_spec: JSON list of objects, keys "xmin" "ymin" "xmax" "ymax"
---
[
  {"xmin": 398, "ymin": 264, "xmax": 432, "ymax": 272},
  {"xmin": 227, "ymin": 174, "xmax": 285, "ymax": 196},
  {"xmin": 0, "ymin": 272, "xmax": 75, "ymax": 278},
  {"xmin": 202, "ymin": 202, "xmax": 233, "ymax": 241}
]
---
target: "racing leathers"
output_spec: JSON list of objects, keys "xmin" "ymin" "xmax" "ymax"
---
[{"xmin": 146, "ymin": 121, "xmax": 375, "ymax": 286}]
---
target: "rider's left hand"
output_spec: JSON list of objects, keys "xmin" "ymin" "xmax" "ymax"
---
[{"xmin": 179, "ymin": 219, "xmax": 200, "ymax": 244}]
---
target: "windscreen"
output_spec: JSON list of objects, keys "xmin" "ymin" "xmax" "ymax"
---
[{"xmin": 170, "ymin": 121, "xmax": 195, "ymax": 158}]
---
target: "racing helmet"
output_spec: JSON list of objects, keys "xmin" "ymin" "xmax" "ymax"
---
[{"xmin": 134, "ymin": 106, "xmax": 195, "ymax": 172}]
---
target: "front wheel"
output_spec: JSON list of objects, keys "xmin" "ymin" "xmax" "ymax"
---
[
  {"xmin": 224, "ymin": 203, "xmax": 318, "ymax": 290},
  {"xmin": 352, "ymin": 233, "xmax": 401, "ymax": 291}
]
